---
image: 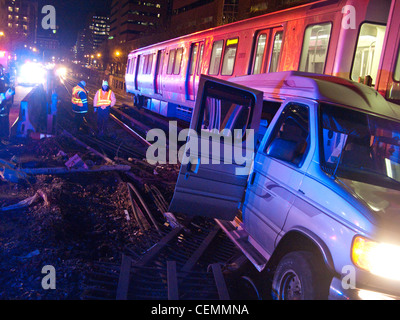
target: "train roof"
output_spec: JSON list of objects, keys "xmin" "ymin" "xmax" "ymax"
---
[
  {"xmin": 228, "ymin": 71, "xmax": 400, "ymax": 121},
  {"xmin": 128, "ymin": 0, "xmax": 344, "ymax": 55}
]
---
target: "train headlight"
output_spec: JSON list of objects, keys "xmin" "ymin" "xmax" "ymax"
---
[
  {"xmin": 56, "ymin": 67, "xmax": 67, "ymax": 78},
  {"xmin": 19, "ymin": 63, "xmax": 46, "ymax": 84},
  {"xmin": 352, "ymin": 236, "xmax": 400, "ymax": 281}
]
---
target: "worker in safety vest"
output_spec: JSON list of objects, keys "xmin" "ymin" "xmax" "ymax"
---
[
  {"xmin": 0, "ymin": 64, "xmax": 15, "ymax": 140},
  {"xmin": 0, "ymin": 88, "xmax": 15, "ymax": 140},
  {"xmin": 93, "ymin": 80, "xmax": 116, "ymax": 136},
  {"xmin": 71, "ymin": 80, "xmax": 88, "ymax": 132}
]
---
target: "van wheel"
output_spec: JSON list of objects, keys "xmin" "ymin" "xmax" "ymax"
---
[{"xmin": 272, "ymin": 251, "xmax": 328, "ymax": 300}]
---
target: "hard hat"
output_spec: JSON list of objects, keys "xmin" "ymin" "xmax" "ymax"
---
[
  {"xmin": 102, "ymin": 80, "xmax": 109, "ymax": 87},
  {"xmin": 79, "ymin": 80, "xmax": 86, "ymax": 87}
]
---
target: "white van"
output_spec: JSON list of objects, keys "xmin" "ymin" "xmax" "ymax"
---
[{"xmin": 169, "ymin": 71, "xmax": 400, "ymax": 300}]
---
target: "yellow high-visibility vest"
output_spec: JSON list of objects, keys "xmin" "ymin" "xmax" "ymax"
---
[
  {"xmin": 71, "ymin": 85, "xmax": 87, "ymax": 106},
  {"xmin": 96, "ymin": 89, "xmax": 112, "ymax": 107}
]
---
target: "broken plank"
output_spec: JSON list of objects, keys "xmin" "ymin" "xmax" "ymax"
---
[
  {"xmin": 116, "ymin": 254, "xmax": 133, "ymax": 300},
  {"xmin": 134, "ymin": 226, "xmax": 183, "ymax": 267},
  {"xmin": 127, "ymin": 182, "xmax": 161, "ymax": 235},
  {"xmin": 181, "ymin": 226, "xmax": 220, "ymax": 273},
  {"xmin": 211, "ymin": 263, "xmax": 230, "ymax": 300},
  {"xmin": 167, "ymin": 261, "xmax": 179, "ymax": 300},
  {"xmin": 21, "ymin": 165, "xmax": 131, "ymax": 175}
]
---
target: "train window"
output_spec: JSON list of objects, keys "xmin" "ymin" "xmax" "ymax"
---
[
  {"xmin": 221, "ymin": 38, "xmax": 239, "ymax": 76},
  {"xmin": 209, "ymin": 40, "xmax": 224, "ymax": 75},
  {"xmin": 129, "ymin": 57, "xmax": 136, "ymax": 74},
  {"xmin": 269, "ymin": 31, "xmax": 283, "ymax": 73},
  {"xmin": 189, "ymin": 45, "xmax": 198, "ymax": 75},
  {"xmin": 139, "ymin": 55, "xmax": 145, "ymax": 74},
  {"xmin": 394, "ymin": 45, "xmax": 400, "ymax": 82},
  {"xmin": 253, "ymin": 34, "xmax": 267, "ymax": 75},
  {"xmin": 197, "ymin": 44, "xmax": 204, "ymax": 75},
  {"xmin": 144, "ymin": 54, "xmax": 153, "ymax": 74},
  {"xmin": 174, "ymin": 48, "xmax": 183, "ymax": 75},
  {"xmin": 351, "ymin": 23, "xmax": 387, "ymax": 85},
  {"xmin": 167, "ymin": 49, "xmax": 176, "ymax": 74},
  {"xmin": 299, "ymin": 23, "xmax": 332, "ymax": 74},
  {"xmin": 126, "ymin": 58, "xmax": 131, "ymax": 74}
]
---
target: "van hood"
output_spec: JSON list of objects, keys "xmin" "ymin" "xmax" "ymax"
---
[{"xmin": 339, "ymin": 178, "xmax": 400, "ymax": 237}]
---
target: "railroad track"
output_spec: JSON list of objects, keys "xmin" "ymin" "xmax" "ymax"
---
[
  {"xmin": 58, "ymin": 75, "xmax": 251, "ymax": 301},
  {"xmin": 82, "ymin": 215, "xmax": 241, "ymax": 300}
]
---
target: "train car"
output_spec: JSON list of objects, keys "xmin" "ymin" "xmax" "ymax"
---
[
  {"xmin": 376, "ymin": 0, "xmax": 400, "ymax": 104},
  {"xmin": 125, "ymin": 0, "xmax": 393, "ymax": 122}
]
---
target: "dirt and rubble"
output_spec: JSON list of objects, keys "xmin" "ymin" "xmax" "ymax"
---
[{"xmin": 0, "ymin": 133, "xmax": 178, "ymax": 299}]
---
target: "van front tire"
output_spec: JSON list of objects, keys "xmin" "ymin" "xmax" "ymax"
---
[{"xmin": 271, "ymin": 251, "xmax": 328, "ymax": 300}]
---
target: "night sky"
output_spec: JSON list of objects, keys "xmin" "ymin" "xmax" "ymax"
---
[{"xmin": 36, "ymin": 0, "xmax": 111, "ymax": 49}]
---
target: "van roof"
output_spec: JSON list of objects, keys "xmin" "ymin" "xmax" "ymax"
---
[{"xmin": 229, "ymin": 71, "xmax": 400, "ymax": 120}]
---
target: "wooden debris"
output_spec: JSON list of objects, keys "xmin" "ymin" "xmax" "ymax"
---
[
  {"xmin": 21, "ymin": 164, "xmax": 131, "ymax": 176},
  {"xmin": 127, "ymin": 182, "xmax": 161, "ymax": 235},
  {"xmin": 0, "ymin": 189, "xmax": 49, "ymax": 212}
]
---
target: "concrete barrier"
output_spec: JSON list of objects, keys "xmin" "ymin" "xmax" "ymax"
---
[{"xmin": 11, "ymin": 84, "xmax": 47, "ymax": 138}]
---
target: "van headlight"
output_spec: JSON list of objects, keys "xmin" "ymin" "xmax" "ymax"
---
[{"xmin": 352, "ymin": 236, "xmax": 400, "ymax": 281}]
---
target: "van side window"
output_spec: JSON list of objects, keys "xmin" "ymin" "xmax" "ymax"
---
[
  {"xmin": 209, "ymin": 40, "xmax": 224, "ymax": 75},
  {"xmin": 198, "ymin": 83, "xmax": 255, "ymax": 140},
  {"xmin": 221, "ymin": 38, "xmax": 238, "ymax": 76},
  {"xmin": 299, "ymin": 23, "xmax": 332, "ymax": 74},
  {"xmin": 256, "ymin": 100, "xmax": 282, "ymax": 149},
  {"xmin": 265, "ymin": 104, "xmax": 310, "ymax": 167}
]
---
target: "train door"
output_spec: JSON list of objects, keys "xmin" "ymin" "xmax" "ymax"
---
[
  {"xmin": 187, "ymin": 42, "xmax": 204, "ymax": 100},
  {"xmin": 376, "ymin": 0, "xmax": 400, "ymax": 104},
  {"xmin": 251, "ymin": 27, "xmax": 283, "ymax": 75},
  {"xmin": 169, "ymin": 75, "xmax": 263, "ymax": 220},
  {"xmin": 155, "ymin": 49, "xmax": 165, "ymax": 95},
  {"xmin": 135, "ymin": 55, "xmax": 141, "ymax": 91}
]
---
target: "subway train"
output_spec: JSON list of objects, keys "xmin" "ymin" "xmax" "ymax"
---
[{"xmin": 125, "ymin": 0, "xmax": 400, "ymax": 122}]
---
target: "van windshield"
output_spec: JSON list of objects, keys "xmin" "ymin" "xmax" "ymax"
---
[{"xmin": 320, "ymin": 103, "xmax": 400, "ymax": 191}]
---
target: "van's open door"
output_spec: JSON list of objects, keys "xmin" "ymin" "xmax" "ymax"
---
[{"xmin": 169, "ymin": 75, "xmax": 263, "ymax": 220}]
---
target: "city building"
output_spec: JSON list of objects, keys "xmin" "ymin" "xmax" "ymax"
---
[
  {"xmin": 75, "ymin": 28, "xmax": 90, "ymax": 62},
  {"xmin": 88, "ymin": 14, "xmax": 110, "ymax": 51},
  {"xmin": 5, "ymin": 0, "xmax": 38, "ymax": 47},
  {"xmin": 170, "ymin": 0, "xmax": 237, "ymax": 35},
  {"xmin": 36, "ymin": 27, "xmax": 60, "ymax": 60},
  {"xmin": 110, "ymin": 0, "xmax": 169, "ymax": 44}
]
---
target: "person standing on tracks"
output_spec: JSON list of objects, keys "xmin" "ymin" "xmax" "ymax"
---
[
  {"xmin": 0, "ymin": 65, "xmax": 15, "ymax": 140},
  {"xmin": 71, "ymin": 80, "xmax": 89, "ymax": 133},
  {"xmin": 93, "ymin": 80, "xmax": 116, "ymax": 136}
]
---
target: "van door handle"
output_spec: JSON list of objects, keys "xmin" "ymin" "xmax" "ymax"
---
[{"xmin": 186, "ymin": 160, "xmax": 200, "ymax": 173}]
